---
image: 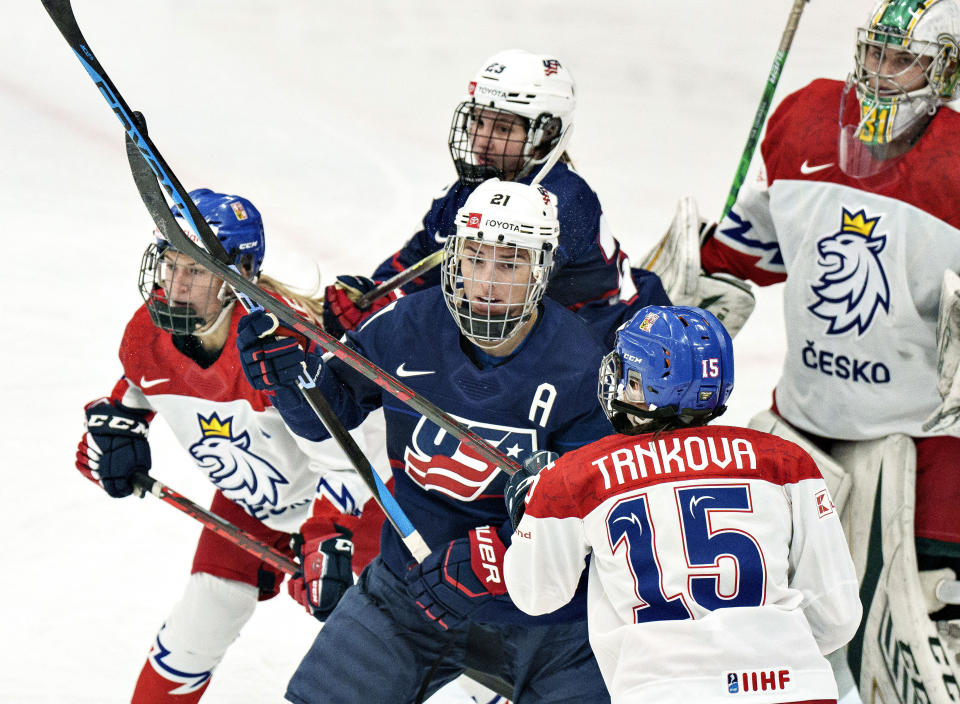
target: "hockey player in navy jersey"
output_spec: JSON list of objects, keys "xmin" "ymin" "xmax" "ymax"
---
[
  {"xmin": 74, "ymin": 189, "xmax": 387, "ymax": 703},
  {"xmin": 502, "ymin": 306, "xmax": 862, "ymax": 704},
  {"xmin": 237, "ymin": 178, "xmax": 614, "ymax": 703},
  {"xmin": 321, "ymin": 48, "xmax": 669, "ymax": 349}
]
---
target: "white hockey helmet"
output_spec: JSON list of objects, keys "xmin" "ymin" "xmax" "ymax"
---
[
  {"xmin": 442, "ymin": 178, "xmax": 559, "ymax": 348},
  {"xmin": 449, "ymin": 49, "xmax": 576, "ymax": 185},
  {"xmin": 842, "ymin": 0, "xmax": 960, "ymax": 169}
]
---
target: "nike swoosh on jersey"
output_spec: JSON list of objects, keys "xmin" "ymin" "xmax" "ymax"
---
[
  {"xmin": 799, "ymin": 160, "xmax": 834, "ymax": 174},
  {"xmin": 139, "ymin": 377, "xmax": 170, "ymax": 389},
  {"xmin": 396, "ymin": 363, "xmax": 435, "ymax": 378}
]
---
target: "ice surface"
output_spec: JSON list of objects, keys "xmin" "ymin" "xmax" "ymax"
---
[{"xmin": 2, "ymin": 1, "xmax": 867, "ymax": 701}]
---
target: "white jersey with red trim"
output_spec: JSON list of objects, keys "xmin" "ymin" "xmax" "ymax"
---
[
  {"xmin": 503, "ymin": 425, "xmax": 861, "ymax": 703},
  {"xmin": 110, "ymin": 303, "xmax": 377, "ymax": 533},
  {"xmin": 702, "ymin": 79, "xmax": 960, "ymax": 440}
]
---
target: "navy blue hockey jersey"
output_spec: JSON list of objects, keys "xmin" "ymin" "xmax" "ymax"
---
[
  {"xmin": 276, "ymin": 287, "xmax": 613, "ymax": 624},
  {"xmin": 371, "ymin": 163, "xmax": 670, "ymax": 347}
]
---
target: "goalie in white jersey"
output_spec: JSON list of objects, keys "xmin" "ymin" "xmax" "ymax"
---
[
  {"xmin": 643, "ymin": 1, "xmax": 960, "ymax": 699},
  {"xmin": 503, "ymin": 306, "xmax": 861, "ymax": 704}
]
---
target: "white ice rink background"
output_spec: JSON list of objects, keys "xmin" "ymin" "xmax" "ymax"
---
[{"xmin": 2, "ymin": 1, "xmax": 870, "ymax": 701}]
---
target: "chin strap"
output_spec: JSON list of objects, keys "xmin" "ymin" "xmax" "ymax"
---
[{"xmin": 609, "ymin": 400, "xmax": 725, "ymax": 435}]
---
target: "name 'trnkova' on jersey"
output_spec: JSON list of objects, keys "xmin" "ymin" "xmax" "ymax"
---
[{"xmin": 592, "ymin": 435, "xmax": 757, "ymax": 489}]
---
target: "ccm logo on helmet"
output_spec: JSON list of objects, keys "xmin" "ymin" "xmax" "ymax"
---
[{"xmin": 467, "ymin": 213, "xmax": 482, "ymax": 228}]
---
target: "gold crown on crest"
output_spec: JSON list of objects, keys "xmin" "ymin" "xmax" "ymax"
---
[
  {"xmin": 198, "ymin": 413, "xmax": 232, "ymax": 438},
  {"xmin": 840, "ymin": 208, "xmax": 880, "ymax": 237}
]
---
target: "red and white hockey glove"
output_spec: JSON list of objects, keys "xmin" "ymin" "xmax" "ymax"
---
[
  {"xmin": 288, "ymin": 517, "xmax": 355, "ymax": 622},
  {"xmin": 322, "ymin": 275, "xmax": 398, "ymax": 339},
  {"xmin": 75, "ymin": 398, "xmax": 151, "ymax": 499},
  {"xmin": 404, "ymin": 526, "xmax": 508, "ymax": 631}
]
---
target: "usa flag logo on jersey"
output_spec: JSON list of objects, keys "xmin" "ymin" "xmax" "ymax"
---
[
  {"xmin": 808, "ymin": 208, "xmax": 890, "ymax": 336},
  {"xmin": 404, "ymin": 415, "xmax": 537, "ymax": 500},
  {"xmin": 189, "ymin": 412, "xmax": 289, "ymax": 507}
]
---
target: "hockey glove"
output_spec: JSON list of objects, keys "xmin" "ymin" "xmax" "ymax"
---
[
  {"xmin": 237, "ymin": 310, "xmax": 314, "ymax": 406},
  {"xmin": 288, "ymin": 517, "xmax": 355, "ymax": 622},
  {"xmin": 505, "ymin": 450, "xmax": 557, "ymax": 530},
  {"xmin": 75, "ymin": 399, "xmax": 151, "ymax": 498},
  {"xmin": 322, "ymin": 275, "xmax": 398, "ymax": 339},
  {"xmin": 405, "ymin": 526, "xmax": 508, "ymax": 632}
]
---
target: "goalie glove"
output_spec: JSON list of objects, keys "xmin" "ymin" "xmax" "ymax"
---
[
  {"xmin": 288, "ymin": 517, "xmax": 355, "ymax": 622},
  {"xmin": 923, "ymin": 269, "xmax": 960, "ymax": 434},
  {"xmin": 639, "ymin": 196, "xmax": 755, "ymax": 337},
  {"xmin": 75, "ymin": 399, "xmax": 151, "ymax": 498},
  {"xmin": 404, "ymin": 526, "xmax": 508, "ymax": 632}
]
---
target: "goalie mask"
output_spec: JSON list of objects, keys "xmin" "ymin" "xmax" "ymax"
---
[
  {"xmin": 449, "ymin": 49, "xmax": 575, "ymax": 185},
  {"xmin": 442, "ymin": 178, "xmax": 558, "ymax": 349},
  {"xmin": 840, "ymin": 0, "xmax": 960, "ymax": 176},
  {"xmin": 138, "ymin": 189, "xmax": 265, "ymax": 336},
  {"xmin": 598, "ymin": 306, "xmax": 734, "ymax": 434}
]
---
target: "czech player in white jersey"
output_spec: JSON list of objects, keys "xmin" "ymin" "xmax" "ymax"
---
[
  {"xmin": 503, "ymin": 306, "xmax": 861, "ymax": 704},
  {"xmin": 74, "ymin": 189, "xmax": 385, "ymax": 703}
]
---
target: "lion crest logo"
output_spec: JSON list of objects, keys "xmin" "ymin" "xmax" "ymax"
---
[
  {"xmin": 808, "ymin": 208, "xmax": 890, "ymax": 336},
  {"xmin": 189, "ymin": 412, "xmax": 288, "ymax": 507}
]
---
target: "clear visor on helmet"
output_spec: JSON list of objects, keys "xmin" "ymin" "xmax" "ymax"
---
[
  {"xmin": 839, "ymin": 28, "xmax": 943, "ymax": 178},
  {"xmin": 441, "ymin": 234, "xmax": 548, "ymax": 348},
  {"xmin": 449, "ymin": 103, "xmax": 532, "ymax": 185},
  {"xmin": 138, "ymin": 239, "xmax": 229, "ymax": 335}
]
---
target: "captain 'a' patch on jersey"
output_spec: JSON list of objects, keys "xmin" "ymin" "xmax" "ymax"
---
[
  {"xmin": 808, "ymin": 207, "xmax": 890, "ymax": 336},
  {"xmin": 188, "ymin": 411, "xmax": 290, "ymax": 510},
  {"xmin": 403, "ymin": 413, "xmax": 537, "ymax": 501}
]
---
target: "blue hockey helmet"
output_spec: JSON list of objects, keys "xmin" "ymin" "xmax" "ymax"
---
[
  {"xmin": 170, "ymin": 188, "xmax": 266, "ymax": 275},
  {"xmin": 138, "ymin": 189, "xmax": 265, "ymax": 335},
  {"xmin": 598, "ymin": 305, "xmax": 734, "ymax": 433}
]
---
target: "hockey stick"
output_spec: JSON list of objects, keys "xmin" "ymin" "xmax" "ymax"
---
[
  {"xmin": 123, "ymin": 126, "xmax": 429, "ymax": 564},
  {"xmin": 720, "ymin": 0, "xmax": 810, "ymax": 220},
  {"xmin": 354, "ymin": 124, "xmax": 572, "ymax": 311},
  {"xmin": 354, "ymin": 249, "xmax": 444, "ymax": 310},
  {"xmin": 130, "ymin": 472, "xmax": 298, "ymax": 575},
  {"xmin": 41, "ymin": 0, "xmax": 521, "ymax": 481}
]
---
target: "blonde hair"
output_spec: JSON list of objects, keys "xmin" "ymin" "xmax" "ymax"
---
[{"xmin": 257, "ymin": 272, "xmax": 325, "ymax": 326}]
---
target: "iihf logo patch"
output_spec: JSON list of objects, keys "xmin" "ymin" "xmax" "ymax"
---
[
  {"xmin": 808, "ymin": 208, "xmax": 890, "ymax": 336},
  {"xmin": 467, "ymin": 212, "xmax": 482, "ymax": 228},
  {"xmin": 727, "ymin": 672, "xmax": 739, "ymax": 694},
  {"xmin": 189, "ymin": 412, "xmax": 289, "ymax": 507}
]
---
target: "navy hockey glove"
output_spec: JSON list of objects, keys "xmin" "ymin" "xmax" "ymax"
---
[
  {"xmin": 405, "ymin": 526, "xmax": 508, "ymax": 632},
  {"xmin": 288, "ymin": 517, "xmax": 355, "ymax": 621},
  {"xmin": 505, "ymin": 450, "xmax": 557, "ymax": 530},
  {"xmin": 237, "ymin": 310, "xmax": 313, "ymax": 406},
  {"xmin": 322, "ymin": 275, "xmax": 398, "ymax": 339},
  {"xmin": 75, "ymin": 399, "xmax": 151, "ymax": 499}
]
